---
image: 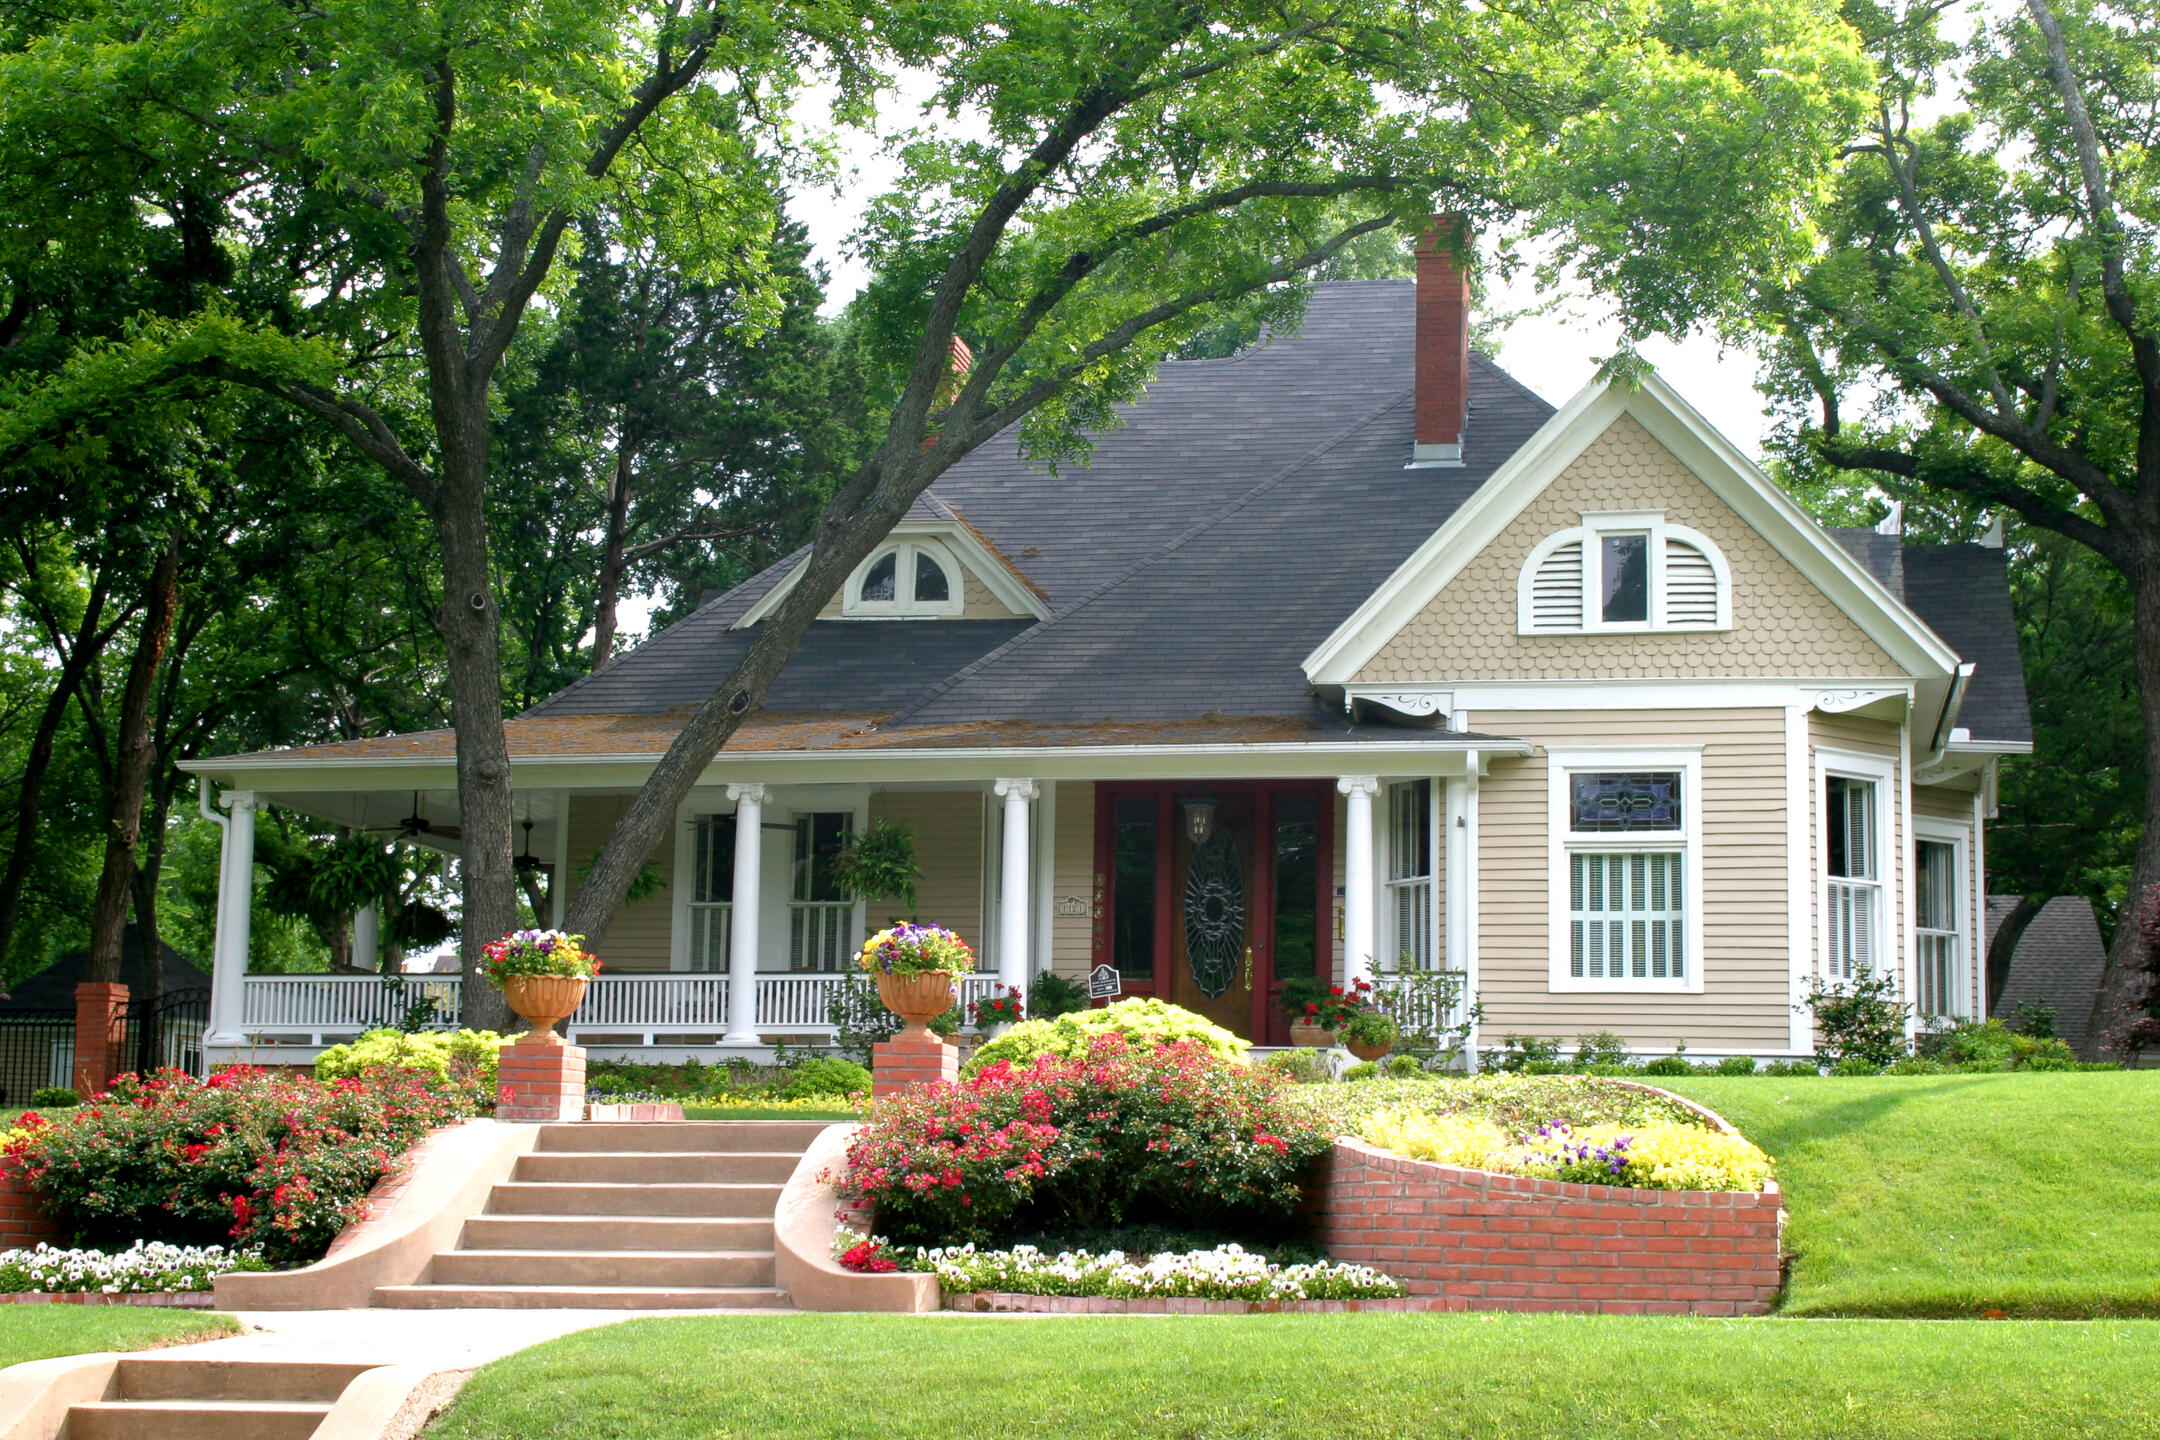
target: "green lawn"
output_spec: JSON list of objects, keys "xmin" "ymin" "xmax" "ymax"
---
[
  {"xmin": 1660, "ymin": 1072, "xmax": 2160, "ymax": 1317},
  {"xmin": 425, "ymin": 1312, "xmax": 2160, "ymax": 1440},
  {"xmin": 0, "ymin": 1307, "xmax": 237, "ymax": 1371}
]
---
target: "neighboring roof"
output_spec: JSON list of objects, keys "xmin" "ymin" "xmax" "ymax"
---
[
  {"xmin": 1989, "ymin": 894, "xmax": 2108, "ymax": 1052},
  {"xmin": 2, "ymin": 925, "xmax": 208, "ymax": 1010},
  {"xmin": 1829, "ymin": 531, "xmax": 2031, "ymax": 746}
]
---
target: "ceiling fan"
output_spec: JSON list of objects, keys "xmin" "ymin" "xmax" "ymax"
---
[{"xmin": 366, "ymin": 792, "xmax": 461, "ymax": 843}]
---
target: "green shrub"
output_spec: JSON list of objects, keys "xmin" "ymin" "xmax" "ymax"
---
[
  {"xmin": 2014, "ymin": 1033, "xmax": 2080, "ymax": 1070},
  {"xmin": 784, "ymin": 1057, "xmax": 872, "ymax": 1098},
  {"xmin": 1882, "ymin": 1056, "xmax": 1949, "ymax": 1075},
  {"xmin": 1487, "ymin": 1034, "xmax": 1565, "ymax": 1072},
  {"xmin": 1806, "ymin": 974, "xmax": 1911, "ymax": 1068},
  {"xmin": 1027, "ymin": 970, "xmax": 1089, "ymax": 1021},
  {"xmin": 967, "ymin": 999, "xmax": 1245, "ymax": 1073},
  {"xmin": 315, "ymin": 1028, "xmax": 507, "ymax": 1091},
  {"xmin": 1256, "ymin": 1048, "xmax": 1331, "ymax": 1084},
  {"xmin": 1382, "ymin": 1054, "xmax": 1426, "ymax": 1078},
  {"xmin": 1341, "ymin": 1062, "xmax": 1379, "ymax": 1082},
  {"xmin": 1338, "ymin": 1011, "xmax": 1398, "ymax": 1049},
  {"xmin": 1714, "ymin": 1055, "xmax": 1758, "ymax": 1076},
  {"xmin": 1832, "ymin": 1055, "xmax": 1882, "ymax": 1076},
  {"xmin": 1574, "ymin": 1032, "xmax": 1630, "ymax": 1068},
  {"xmin": 28, "ymin": 1088, "xmax": 77, "ymax": 1109},
  {"xmin": 1640, "ymin": 1052, "xmax": 1693, "ymax": 1077},
  {"xmin": 1761, "ymin": 1059, "xmax": 1820, "ymax": 1076},
  {"xmin": 2005, "ymin": 997, "xmax": 2058, "ymax": 1038}
]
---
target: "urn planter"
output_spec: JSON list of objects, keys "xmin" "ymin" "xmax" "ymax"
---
[
  {"xmin": 1288, "ymin": 1024, "xmax": 1338, "ymax": 1049},
  {"xmin": 502, "ymin": 974, "xmax": 590, "ymax": 1046},
  {"xmin": 877, "ymin": 970, "xmax": 958, "ymax": 1043}
]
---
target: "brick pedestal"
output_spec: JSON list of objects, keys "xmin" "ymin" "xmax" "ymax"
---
[
  {"xmin": 872, "ymin": 1037, "xmax": 958, "ymax": 1098},
  {"xmin": 495, "ymin": 1040, "xmax": 587, "ymax": 1122},
  {"xmin": 70, "ymin": 982, "xmax": 129, "ymax": 1098}
]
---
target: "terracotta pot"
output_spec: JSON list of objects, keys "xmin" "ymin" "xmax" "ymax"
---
[
  {"xmin": 1288, "ymin": 1024, "xmax": 1337, "ymax": 1049},
  {"xmin": 1344, "ymin": 1035, "xmax": 1395, "ymax": 1063},
  {"xmin": 501, "ymin": 973, "xmax": 591, "ymax": 1046},
  {"xmin": 876, "ymin": 970, "xmax": 958, "ymax": 1043}
]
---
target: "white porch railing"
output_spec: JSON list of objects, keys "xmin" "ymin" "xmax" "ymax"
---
[{"xmin": 234, "ymin": 971, "xmax": 1013, "ymax": 1049}]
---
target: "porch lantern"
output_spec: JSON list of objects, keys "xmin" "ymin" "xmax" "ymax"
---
[{"xmin": 1180, "ymin": 794, "xmax": 1219, "ymax": 846}]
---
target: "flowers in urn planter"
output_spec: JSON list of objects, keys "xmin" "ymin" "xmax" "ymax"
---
[
  {"xmin": 480, "ymin": 929, "xmax": 600, "ymax": 984},
  {"xmin": 857, "ymin": 922, "xmax": 976, "ymax": 978},
  {"xmin": 970, "ymin": 985, "xmax": 1025, "ymax": 1028},
  {"xmin": 1338, "ymin": 1009, "xmax": 1400, "ymax": 1049}
]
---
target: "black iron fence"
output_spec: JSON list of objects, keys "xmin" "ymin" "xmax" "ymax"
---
[
  {"xmin": 0, "ymin": 986, "xmax": 211, "ymax": 1108},
  {"xmin": 123, "ymin": 986, "xmax": 210, "ymax": 1080},
  {"xmin": 0, "ymin": 1010, "xmax": 76, "ymax": 1108}
]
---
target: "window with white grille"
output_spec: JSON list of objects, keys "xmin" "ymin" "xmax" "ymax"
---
[
  {"xmin": 1387, "ymin": 780, "xmax": 1434, "ymax": 972},
  {"xmin": 1548, "ymin": 750, "xmax": 1700, "ymax": 993},
  {"xmin": 1825, "ymin": 776, "xmax": 1879, "ymax": 980},
  {"xmin": 688, "ymin": 815, "xmax": 735, "ymax": 973},
  {"xmin": 1915, "ymin": 838, "xmax": 1960, "ymax": 1018},
  {"xmin": 1517, "ymin": 517, "xmax": 1728, "ymax": 634}
]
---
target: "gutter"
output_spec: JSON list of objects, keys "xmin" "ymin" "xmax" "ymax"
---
[{"xmin": 1924, "ymin": 661, "xmax": 1976, "ymax": 764}]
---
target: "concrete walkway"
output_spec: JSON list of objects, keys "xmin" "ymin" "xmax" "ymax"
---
[{"xmin": 179, "ymin": 1306, "xmax": 747, "ymax": 1371}]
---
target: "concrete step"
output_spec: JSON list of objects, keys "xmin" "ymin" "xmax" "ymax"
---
[
  {"xmin": 535, "ymin": 1120, "xmax": 830, "ymax": 1154},
  {"xmin": 112, "ymin": 1358, "xmax": 377, "ymax": 1402},
  {"xmin": 374, "ymin": 1283, "xmax": 793, "ymax": 1310},
  {"xmin": 485, "ymin": 1181, "xmax": 782, "ymax": 1217},
  {"xmin": 514, "ymin": 1150, "xmax": 802, "ymax": 1184},
  {"xmin": 461, "ymin": 1213, "xmax": 774, "ymax": 1251},
  {"xmin": 64, "ymin": 1399, "xmax": 333, "ymax": 1440},
  {"xmin": 428, "ymin": 1248, "xmax": 774, "ymax": 1287}
]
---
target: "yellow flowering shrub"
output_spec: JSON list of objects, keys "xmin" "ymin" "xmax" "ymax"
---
[
  {"xmin": 1359, "ymin": 1110, "xmax": 1772, "ymax": 1192},
  {"xmin": 1357, "ymin": 1110, "xmax": 1509, "ymax": 1168}
]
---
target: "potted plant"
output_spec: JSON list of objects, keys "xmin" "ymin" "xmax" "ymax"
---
[
  {"xmin": 829, "ymin": 821, "xmax": 923, "ymax": 922},
  {"xmin": 482, "ymin": 929, "xmax": 601, "ymax": 1045},
  {"xmin": 858, "ymin": 922, "xmax": 976, "ymax": 1042},
  {"xmin": 1283, "ymin": 978, "xmax": 1369, "ymax": 1048},
  {"xmin": 1340, "ymin": 1008, "xmax": 1400, "ymax": 1063},
  {"xmin": 970, "ymin": 984, "xmax": 1025, "ymax": 1033}
]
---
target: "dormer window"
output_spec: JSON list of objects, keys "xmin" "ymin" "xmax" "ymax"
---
[
  {"xmin": 844, "ymin": 539, "xmax": 965, "ymax": 618},
  {"xmin": 1517, "ymin": 513, "xmax": 1729, "ymax": 634}
]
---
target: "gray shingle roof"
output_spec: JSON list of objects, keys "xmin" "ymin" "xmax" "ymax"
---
[
  {"xmin": 1827, "ymin": 530, "xmax": 2030, "ymax": 745},
  {"xmin": 1990, "ymin": 894, "xmax": 2107, "ymax": 1051}
]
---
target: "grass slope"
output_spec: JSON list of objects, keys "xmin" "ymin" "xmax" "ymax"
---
[
  {"xmin": 1662, "ymin": 1072, "xmax": 2160, "ymax": 1317},
  {"xmin": 427, "ymin": 1312, "xmax": 2160, "ymax": 1440},
  {"xmin": 0, "ymin": 1307, "xmax": 237, "ymax": 1370}
]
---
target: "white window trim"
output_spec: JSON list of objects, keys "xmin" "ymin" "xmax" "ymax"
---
[
  {"xmin": 1515, "ymin": 511, "xmax": 1732, "ymax": 635},
  {"xmin": 1913, "ymin": 817, "xmax": 1970, "ymax": 1021},
  {"xmin": 1384, "ymin": 779, "xmax": 1436, "ymax": 974},
  {"xmin": 1815, "ymin": 747, "xmax": 1897, "ymax": 985},
  {"xmin": 1546, "ymin": 745, "xmax": 1704, "ymax": 994},
  {"xmin": 842, "ymin": 537, "xmax": 966, "ymax": 618}
]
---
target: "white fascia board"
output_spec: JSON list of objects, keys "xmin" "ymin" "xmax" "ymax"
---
[
  {"xmin": 180, "ymin": 735, "xmax": 1538, "ymax": 795},
  {"xmin": 1303, "ymin": 369, "xmax": 1964, "ymax": 687},
  {"xmin": 1355, "ymin": 676, "xmax": 1917, "ymax": 713},
  {"xmin": 728, "ymin": 521, "xmax": 1050, "ymax": 629}
]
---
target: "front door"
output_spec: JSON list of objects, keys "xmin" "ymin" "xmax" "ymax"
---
[
  {"xmin": 1095, "ymin": 784, "xmax": 1333, "ymax": 1043},
  {"xmin": 1169, "ymin": 793, "xmax": 1258, "ymax": 1035}
]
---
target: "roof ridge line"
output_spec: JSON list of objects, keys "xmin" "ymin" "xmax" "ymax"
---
[{"xmin": 876, "ymin": 384, "xmax": 1417, "ymax": 730}]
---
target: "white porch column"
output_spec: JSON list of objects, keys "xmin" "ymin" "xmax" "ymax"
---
[
  {"xmin": 723, "ymin": 783, "xmax": 766, "ymax": 1044},
  {"xmin": 1338, "ymin": 775, "xmax": 1380, "ymax": 987},
  {"xmin": 205, "ymin": 788, "xmax": 258, "ymax": 1047},
  {"xmin": 994, "ymin": 778, "xmax": 1038, "ymax": 996},
  {"xmin": 352, "ymin": 905, "xmax": 380, "ymax": 972}
]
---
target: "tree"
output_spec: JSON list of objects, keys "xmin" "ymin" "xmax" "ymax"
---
[
  {"xmin": 562, "ymin": 0, "xmax": 1878, "ymax": 937},
  {"xmin": 1759, "ymin": 0, "xmax": 2160, "ymax": 1052}
]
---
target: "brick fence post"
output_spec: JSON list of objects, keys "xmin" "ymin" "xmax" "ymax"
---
[
  {"xmin": 70, "ymin": 982, "xmax": 129, "ymax": 1098},
  {"xmin": 495, "ymin": 1039, "xmax": 587, "ymax": 1122},
  {"xmin": 872, "ymin": 1037, "xmax": 958, "ymax": 1099}
]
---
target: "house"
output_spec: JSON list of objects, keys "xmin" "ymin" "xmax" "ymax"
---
[
  {"xmin": 1988, "ymin": 895, "xmax": 2109, "ymax": 1053},
  {"xmin": 179, "ymin": 240, "xmax": 2032, "ymax": 1066},
  {"xmin": 0, "ymin": 926, "xmax": 210, "ymax": 1099}
]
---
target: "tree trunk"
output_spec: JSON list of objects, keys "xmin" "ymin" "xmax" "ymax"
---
[
  {"xmin": 0, "ymin": 577, "xmax": 112, "ymax": 965},
  {"xmin": 1986, "ymin": 894, "xmax": 2044, "ymax": 1016},
  {"xmin": 83, "ymin": 540, "xmax": 180, "ymax": 987},
  {"xmin": 590, "ymin": 440, "xmax": 634, "ymax": 671},
  {"xmin": 129, "ymin": 788, "xmax": 167, "ymax": 1071},
  {"xmin": 2087, "ymin": 537, "xmax": 2160, "ymax": 1056}
]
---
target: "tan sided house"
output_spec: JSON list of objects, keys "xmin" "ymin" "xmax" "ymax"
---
[{"xmin": 182, "ymin": 251, "xmax": 2032, "ymax": 1067}]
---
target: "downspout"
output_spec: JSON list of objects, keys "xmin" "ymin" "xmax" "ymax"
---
[
  {"xmin": 1925, "ymin": 663, "xmax": 1977, "ymax": 764},
  {"xmin": 198, "ymin": 779, "xmax": 233, "ymax": 1045}
]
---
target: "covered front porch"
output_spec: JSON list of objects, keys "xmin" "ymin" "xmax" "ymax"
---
[{"xmin": 184, "ymin": 732, "xmax": 1516, "ymax": 1066}]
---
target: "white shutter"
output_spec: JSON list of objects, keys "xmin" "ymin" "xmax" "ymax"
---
[
  {"xmin": 1663, "ymin": 536, "xmax": 1719, "ymax": 627},
  {"xmin": 1529, "ymin": 540, "xmax": 1584, "ymax": 630}
]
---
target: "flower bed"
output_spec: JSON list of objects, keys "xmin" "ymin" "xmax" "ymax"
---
[
  {"xmin": 3, "ymin": 1065, "xmax": 484, "ymax": 1265},
  {"xmin": 857, "ymin": 1236, "xmax": 1402, "ymax": 1302},
  {"xmin": 1358, "ymin": 1113, "xmax": 1772, "ymax": 1192},
  {"xmin": 0, "ymin": 1241, "xmax": 268, "ymax": 1296},
  {"xmin": 835, "ymin": 1033, "xmax": 1329, "ymax": 1246}
]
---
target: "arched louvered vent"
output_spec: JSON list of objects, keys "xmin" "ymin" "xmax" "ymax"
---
[
  {"xmin": 1529, "ymin": 540, "xmax": 1585, "ymax": 630},
  {"xmin": 1663, "ymin": 536, "xmax": 1719, "ymax": 627}
]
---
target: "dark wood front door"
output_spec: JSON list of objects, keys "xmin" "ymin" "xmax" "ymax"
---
[{"xmin": 1094, "ymin": 784, "xmax": 1332, "ymax": 1044}]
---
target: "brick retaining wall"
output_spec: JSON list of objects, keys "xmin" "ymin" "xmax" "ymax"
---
[
  {"xmin": 0, "ymin": 1170, "xmax": 65, "ymax": 1251},
  {"xmin": 1313, "ymin": 1139, "xmax": 1784, "ymax": 1315}
]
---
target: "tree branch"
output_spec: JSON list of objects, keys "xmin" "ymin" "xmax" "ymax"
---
[
  {"xmin": 1815, "ymin": 436, "xmax": 2129, "ymax": 566},
  {"xmin": 202, "ymin": 359, "xmax": 438, "ymax": 506}
]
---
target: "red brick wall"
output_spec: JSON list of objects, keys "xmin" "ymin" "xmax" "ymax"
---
[
  {"xmin": 1313, "ymin": 1139, "xmax": 1784, "ymax": 1316},
  {"xmin": 0, "ymin": 1170, "xmax": 64, "ymax": 1250},
  {"xmin": 872, "ymin": 1038, "xmax": 957, "ymax": 1098},
  {"xmin": 495, "ymin": 1042, "xmax": 587, "ymax": 1122}
]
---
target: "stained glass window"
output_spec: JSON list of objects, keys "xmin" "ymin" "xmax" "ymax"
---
[{"xmin": 1569, "ymin": 772, "xmax": 1682, "ymax": 832}]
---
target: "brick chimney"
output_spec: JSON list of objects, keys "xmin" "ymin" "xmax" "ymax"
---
[{"xmin": 1413, "ymin": 217, "xmax": 1470, "ymax": 466}]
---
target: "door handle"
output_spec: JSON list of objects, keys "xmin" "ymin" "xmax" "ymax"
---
[{"xmin": 1243, "ymin": 946, "xmax": 1253, "ymax": 990}]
